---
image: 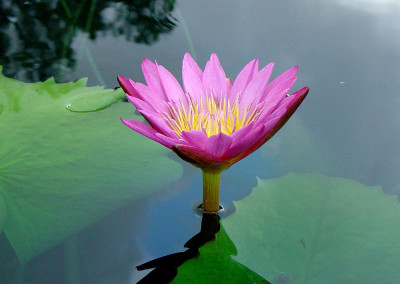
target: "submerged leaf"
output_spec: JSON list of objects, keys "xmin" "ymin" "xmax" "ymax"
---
[
  {"xmin": 223, "ymin": 173, "xmax": 400, "ymax": 283},
  {"xmin": 0, "ymin": 69, "xmax": 182, "ymax": 263}
]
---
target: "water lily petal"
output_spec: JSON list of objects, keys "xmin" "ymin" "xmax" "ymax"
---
[
  {"xmin": 288, "ymin": 86, "xmax": 309, "ymax": 106},
  {"xmin": 141, "ymin": 59, "xmax": 166, "ymax": 100},
  {"xmin": 125, "ymin": 96, "xmax": 153, "ymax": 116},
  {"xmin": 270, "ymin": 90, "xmax": 301, "ymax": 115},
  {"xmin": 230, "ymin": 58, "xmax": 259, "ymax": 98},
  {"xmin": 121, "ymin": 118, "xmax": 174, "ymax": 148},
  {"xmin": 262, "ymin": 76, "xmax": 297, "ymax": 107},
  {"xmin": 117, "ymin": 75, "xmax": 140, "ymax": 99},
  {"xmin": 172, "ymin": 144, "xmax": 226, "ymax": 169},
  {"xmin": 261, "ymin": 66, "xmax": 298, "ymax": 101},
  {"xmin": 184, "ymin": 53, "xmax": 203, "ymax": 78},
  {"xmin": 256, "ymin": 77, "xmax": 298, "ymax": 121},
  {"xmin": 202, "ymin": 53, "xmax": 227, "ymax": 99},
  {"xmin": 157, "ymin": 65, "xmax": 186, "ymax": 107},
  {"xmin": 132, "ymin": 82, "xmax": 169, "ymax": 112},
  {"xmin": 205, "ymin": 132, "xmax": 233, "ymax": 158},
  {"xmin": 181, "ymin": 130, "xmax": 209, "ymax": 150},
  {"xmin": 239, "ymin": 62, "xmax": 275, "ymax": 114},
  {"xmin": 138, "ymin": 109, "xmax": 179, "ymax": 138},
  {"xmin": 264, "ymin": 86, "xmax": 308, "ymax": 123},
  {"xmin": 224, "ymin": 124, "xmax": 266, "ymax": 161},
  {"xmin": 255, "ymin": 86, "xmax": 309, "ymax": 149},
  {"xmin": 226, "ymin": 78, "xmax": 233, "ymax": 96},
  {"xmin": 275, "ymin": 87, "xmax": 309, "ymax": 117},
  {"xmin": 232, "ymin": 115, "xmax": 284, "ymax": 165},
  {"xmin": 228, "ymin": 122, "xmax": 255, "ymax": 141},
  {"xmin": 155, "ymin": 133, "xmax": 180, "ymax": 148},
  {"xmin": 246, "ymin": 116, "xmax": 281, "ymax": 153},
  {"xmin": 182, "ymin": 53, "xmax": 203, "ymax": 100}
]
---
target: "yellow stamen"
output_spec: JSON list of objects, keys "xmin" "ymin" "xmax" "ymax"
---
[{"xmin": 164, "ymin": 94, "xmax": 259, "ymax": 137}]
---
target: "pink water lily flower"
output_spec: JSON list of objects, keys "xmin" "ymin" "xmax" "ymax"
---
[{"xmin": 119, "ymin": 53, "xmax": 308, "ymax": 212}]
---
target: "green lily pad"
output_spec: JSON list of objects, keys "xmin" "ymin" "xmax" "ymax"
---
[
  {"xmin": 172, "ymin": 225, "xmax": 269, "ymax": 284},
  {"xmin": 0, "ymin": 68, "xmax": 182, "ymax": 263},
  {"xmin": 65, "ymin": 84, "xmax": 125, "ymax": 112},
  {"xmin": 223, "ymin": 173, "xmax": 400, "ymax": 283}
]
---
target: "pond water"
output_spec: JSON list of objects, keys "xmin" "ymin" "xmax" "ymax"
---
[{"xmin": 1, "ymin": 0, "xmax": 400, "ymax": 283}]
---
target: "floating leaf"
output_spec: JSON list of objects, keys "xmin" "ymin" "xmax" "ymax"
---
[
  {"xmin": 172, "ymin": 225, "xmax": 269, "ymax": 283},
  {"xmin": 223, "ymin": 173, "xmax": 400, "ymax": 283},
  {"xmin": 65, "ymin": 85, "xmax": 125, "ymax": 112},
  {"xmin": 0, "ymin": 68, "xmax": 182, "ymax": 263}
]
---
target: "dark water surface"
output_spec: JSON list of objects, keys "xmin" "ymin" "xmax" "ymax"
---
[{"xmin": 1, "ymin": 0, "xmax": 400, "ymax": 283}]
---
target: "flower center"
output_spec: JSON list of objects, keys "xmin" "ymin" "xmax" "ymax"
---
[{"xmin": 163, "ymin": 94, "xmax": 260, "ymax": 137}]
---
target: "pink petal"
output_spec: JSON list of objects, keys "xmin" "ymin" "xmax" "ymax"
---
[
  {"xmin": 253, "ymin": 86, "xmax": 309, "ymax": 149},
  {"xmin": 121, "ymin": 118, "xmax": 175, "ymax": 148},
  {"xmin": 286, "ymin": 87, "xmax": 309, "ymax": 109},
  {"xmin": 230, "ymin": 58, "xmax": 259, "ymax": 98},
  {"xmin": 229, "ymin": 122, "xmax": 255, "ymax": 141},
  {"xmin": 202, "ymin": 53, "xmax": 227, "ymax": 99},
  {"xmin": 127, "ymin": 82, "xmax": 168, "ymax": 113},
  {"xmin": 125, "ymin": 95, "xmax": 153, "ymax": 114},
  {"xmin": 205, "ymin": 132, "xmax": 233, "ymax": 158},
  {"xmin": 242, "ymin": 117, "xmax": 281, "ymax": 156},
  {"xmin": 184, "ymin": 53, "xmax": 203, "ymax": 77},
  {"xmin": 228, "ymin": 116, "xmax": 282, "ymax": 165},
  {"xmin": 223, "ymin": 124, "xmax": 266, "ymax": 161},
  {"xmin": 268, "ymin": 91, "xmax": 299, "ymax": 114},
  {"xmin": 257, "ymin": 76, "xmax": 298, "ymax": 121},
  {"xmin": 181, "ymin": 130, "xmax": 209, "ymax": 150},
  {"xmin": 157, "ymin": 65, "xmax": 186, "ymax": 106},
  {"xmin": 172, "ymin": 144, "xmax": 226, "ymax": 170},
  {"xmin": 262, "ymin": 76, "xmax": 297, "ymax": 106},
  {"xmin": 182, "ymin": 53, "xmax": 203, "ymax": 99},
  {"xmin": 227, "ymin": 92, "xmax": 307, "ymax": 164},
  {"xmin": 239, "ymin": 62, "xmax": 275, "ymax": 114},
  {"xmin": 117, "ymin": 75, "xmax": 141, "ymax": 99},
  {"xmin": 261, "ymin": 66, "xmax": 298, "ymax": 101},
  {"xmin": 141, "ymin": 59, "xmax": 167, "ymax": 99},
  {"xmin": 226, "ymin": 78, "xmax": 233, "ymax": 96},
  {"xmin": 138, "ymin": 109, "xmax": 178, "ymax": 138},
  {"xmin": 155, "ymin": 133, "xmax": 181, "ymax": 147}
]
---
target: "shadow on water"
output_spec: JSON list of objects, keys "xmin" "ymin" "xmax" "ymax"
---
[{"xmin": 0, "ymin": 0, "xmax": 176, "ymax": 82}]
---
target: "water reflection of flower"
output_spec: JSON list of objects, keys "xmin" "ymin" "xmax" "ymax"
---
[{"xmin": 119, "ymin": 53, "xmax": 308, "ymax": 212}]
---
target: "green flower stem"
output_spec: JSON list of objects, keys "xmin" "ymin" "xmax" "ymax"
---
[{"xmin": 202, "ymin": 170, "xmax": 221, "ymax": 213}]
